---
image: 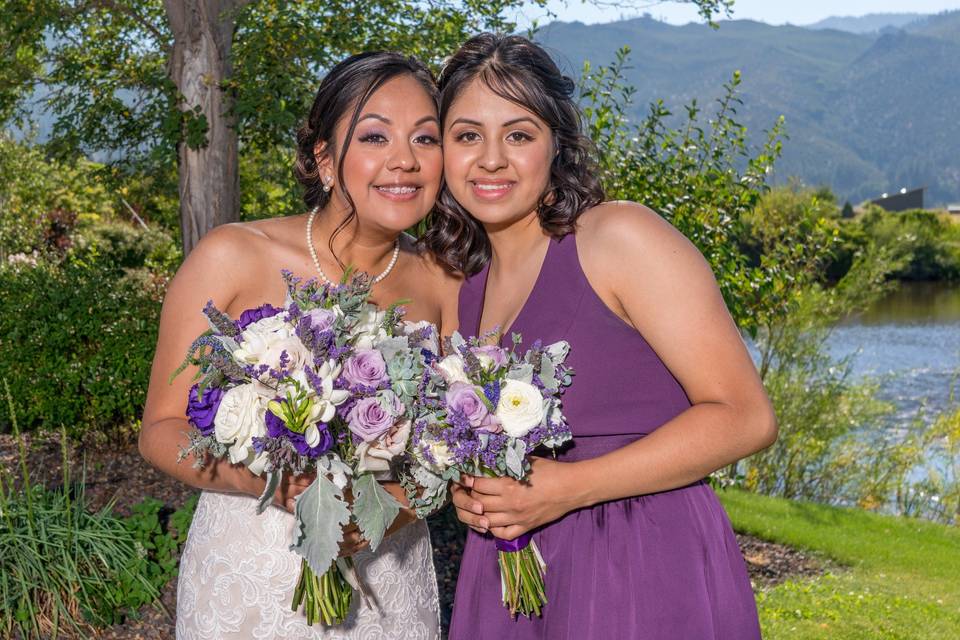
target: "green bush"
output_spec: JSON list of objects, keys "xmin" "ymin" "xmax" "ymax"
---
[
  {"xmin": 0, "ymin": 252, "xmax": 162, "ymax": 440},
  {"xmin": 855, "ymin": 206, "xmax": 960, "ymax": 281}
]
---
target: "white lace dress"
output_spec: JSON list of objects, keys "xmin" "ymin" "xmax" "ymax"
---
[{"xmin": 176, "ymin": 490, "xmax": 440, "ymax": 639}]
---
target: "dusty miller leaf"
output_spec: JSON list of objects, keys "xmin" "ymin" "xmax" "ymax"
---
[
  {"xmin": 351, "ymin": 472, "xmax": 402, "ymax": 551},
  {"xmin": 505, "ymin": 439, "xmax": 525, "ymax": 479},
  {"xmin": 289, "ymin": 474, "xmax": 351, "ymax": 576},
  {"xmin": 256, "ymin": 469, "xmax": 282, "ymax": 514}
]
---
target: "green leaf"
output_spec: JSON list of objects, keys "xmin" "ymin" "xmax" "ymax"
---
[
  {"xmin": 289, "ymin": 474, "xmax": 350, "ymax": 577},
  {"xmin": 351, "ymin": 472, "xmax": 401, "ymax": 552},
  {"xmin": 256, "ymin": 469, "xmax": 282, "ymax": 515}
]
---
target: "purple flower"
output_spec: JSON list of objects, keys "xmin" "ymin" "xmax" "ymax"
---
[
  {"xmin": 236, "ymin": 303, "xmax": 282, "ymax": 331},
  {"xmin": 303, "ymin": 308, "xmax": 337, "ymax": 332},
  {"xmin": 343, "ymin": 349, "xmax": 389, "ymax": 388},
  {"xmin": 265, "ymin": 408, "xmax": 333, "ymax": 457},
  {"xmin": 348, "ymin": 396, "xmax": 399, "ymax": 442},
  {"xmin": 446, "ymin": 382, "xmax": 501, "ymax": 433},
  {"xmin": 186, "ymin": 384, "xmax": 223, "ymax": 436},
  {"xmin": 471, "ymin": 344, "xmax": 508, "ymax": 370}
]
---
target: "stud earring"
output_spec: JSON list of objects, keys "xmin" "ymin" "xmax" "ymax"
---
[{"xmin": 322, "ymin": 175, "xmax": 333, "ymax": 192}]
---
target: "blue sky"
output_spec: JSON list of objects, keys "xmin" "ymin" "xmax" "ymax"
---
[{"xmin": 516, "ymin": 0, "xmax": 960, "ymax": 27}]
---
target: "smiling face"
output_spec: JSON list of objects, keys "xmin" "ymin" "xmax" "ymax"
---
[
  {"xmin": 442, "ymin": 78, "xmax": 555, "ymax": 230},
  {"xmin": 320, "ymin": 74, "xmax": 442, "ymax": 234}
]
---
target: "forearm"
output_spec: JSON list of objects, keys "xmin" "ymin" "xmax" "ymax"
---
[
  {"xmin": 572, "ymin": 400, "xmax": 776, "ymax": 509},
  {"xmin": 138, "ymin": 418, "xmax": 262, "ymax": 497}
]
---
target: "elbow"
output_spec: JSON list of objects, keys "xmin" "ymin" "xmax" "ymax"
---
[
  {"xmin": 137, "ymin": 420, "xmax": 160, "ymax": 469},
  {"xmin": 752, "ymin": 402, "xmax": 778, "ymax": 451}
]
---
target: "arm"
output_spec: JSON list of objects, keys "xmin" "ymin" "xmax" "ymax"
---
[
  {"xmin": 455, "ymin": 203, "xmax": 777, "ymax": 539},
  {"xmin": 138, "ymin": 226, "xmax": 313, "ymax": 512}
]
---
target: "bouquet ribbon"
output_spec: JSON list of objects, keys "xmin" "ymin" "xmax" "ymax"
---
[{"xmin": 495, "ymin": 532, "xmax": 532, "ymax": 552}]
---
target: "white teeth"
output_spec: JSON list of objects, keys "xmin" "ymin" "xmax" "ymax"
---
[
  {"xmin": 475, "ymin": 183, "xmax": 510, "ymax": 191},
  {"xmin": 377, "ymin": 186, "xmax": 417, "ymax": 194}
]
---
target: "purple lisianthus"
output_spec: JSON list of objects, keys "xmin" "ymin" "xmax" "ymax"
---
[
  {"xmin": 343, "ymin": 349, "xmax": 389, "ymax": 389},
  {"xmin": 186, "ymin": 384, "xmax": 223, "ymax": 436},
  {"xmin": 265, "ymin": 408, "xmax": 333, "ymax": 457},
  {"xmin": 446, "ymin": 382, "xmax": 501, "ymax": 432},
  {"xmin": 236, "ymin": 303, "xmax": 282, "ymax": 331},
  {"xmin": 347, "ymin": 396, "xmax": 397, "ymax": 442}
]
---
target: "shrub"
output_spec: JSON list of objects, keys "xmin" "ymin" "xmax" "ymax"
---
[{"xmin": 0, "ymin": 252, "xmax": 162, "ymax": 440}]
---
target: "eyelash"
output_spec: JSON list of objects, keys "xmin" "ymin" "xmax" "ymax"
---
[
  {"xmin": 453, "ymin": 131, "xmax": 534, "ymax": 143},
  {"xmin": 357, "ymin": 132, "xmax": 440, "ymax": 146}
]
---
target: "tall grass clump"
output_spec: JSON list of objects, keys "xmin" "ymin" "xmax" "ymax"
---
[{"xmin": 0, "ymin": 379, "xmax": 158, "ymax": 638}]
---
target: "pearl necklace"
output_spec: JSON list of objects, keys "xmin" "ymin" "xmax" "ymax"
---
[{"xmin": 305, "ymin": 206, "xmax": 400, "ymax": 286}]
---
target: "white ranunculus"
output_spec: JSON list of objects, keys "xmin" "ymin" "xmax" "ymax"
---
[
  {"xmin": 436, "ymin": 355, "xmax": 469, "ymax": 384},
  {"xmin": 496, "ymin": 379, "xmax": 545, "ymax": 438},
  {"xmin": 213, "ymin": 384, "xmax": 268, "ymax": 468},
  {"xmin": 352, "ymin": 304, "xmax": 388, "ymax": 349},
  {"xmin": 356, "ymin": 419, "xmax": 412, "ymax": 473}
]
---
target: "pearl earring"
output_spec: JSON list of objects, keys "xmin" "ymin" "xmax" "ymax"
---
[{"xmin": 322, "ymin": 175, "xmax": 333, "ymax": 192}]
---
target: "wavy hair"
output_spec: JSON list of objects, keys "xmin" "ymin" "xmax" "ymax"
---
[
  {"xmin": 294, "ymin": 52, "xmax": 437, "ymax": 266},
  {"xmin": 422, "ymin": 33, "xmax": 605, "ymax": 275}
]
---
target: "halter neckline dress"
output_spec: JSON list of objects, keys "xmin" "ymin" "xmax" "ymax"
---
[{"xmin": 449, "ymin": 233, "xmax": 761, "ymax": 639}]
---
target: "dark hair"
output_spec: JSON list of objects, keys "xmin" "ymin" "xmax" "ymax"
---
[
  {"xmin": 295, "ymin": 51, "xmax": 437, "ymax": 265},
  {"xmin": 422, "ymin": 33, "xmax": 605, "ymax": 275}
]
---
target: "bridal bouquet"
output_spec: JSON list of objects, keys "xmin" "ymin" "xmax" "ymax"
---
[
  {"xmin": 174, "ymin": 270, "xmax": 434, "ymax": 625},
  {"xmin": 403, "ymin": 331, "xmax": 573, "ymax": 617}
]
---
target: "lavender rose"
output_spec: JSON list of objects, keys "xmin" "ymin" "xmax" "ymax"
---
[
  {"xmin": 303, "ymin": 307, "xmax": 337, "ymax": 332},
  {"xmin": 471, "ymin": 345, "xmax": 508, "ymax": 371},
  {"xmin": 343, "ymin": 349, "xmax": 389, "ymax": 389},
  {"xmin": 236, "ymin": 303, "xmax": 282, "ymax": 332},
  {"xmin": 348, "ymin": 395, "xmax": 400, "ymax": 442},
  {"xmin": 446, "ymin": 382, "xmax": 501, "ymax": 432},
  {"xmin": 186, "ymin": 384, "xmax": 223, "ymax": 436}
]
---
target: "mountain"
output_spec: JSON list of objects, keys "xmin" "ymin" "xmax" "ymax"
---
[
  {"xmin": 536, "ymin": 12, "xmax": 960, "ymax": 206},
  {"xmin": 805, "ymin": 13, "xmax": 927, "ymax": 34}
]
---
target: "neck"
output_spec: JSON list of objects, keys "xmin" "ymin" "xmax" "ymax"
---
[
  {"xmin": 485, "ymin": 210, "xmax": 550, "ymax": 271},
  {"xmin": 309, "ymin": 203, "xmax": 399, "ymax": 278}
]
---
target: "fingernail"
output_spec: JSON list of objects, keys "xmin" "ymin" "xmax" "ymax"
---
[{"xmin": 463, "ymin": 476, "xmax": 474, "ymax": 488}]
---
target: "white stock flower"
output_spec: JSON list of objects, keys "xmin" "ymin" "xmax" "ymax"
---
[
  {"xmin": 436, "ymin": 355, "xmax": 469, "ymax": 384},
  {"xmin": 356, "ymin": 419, "xmax": 412, "ymax": 473},
  {"xmin": 496, "ymin": 379, "xmax": 545, "ymax": 437},
  {"xmin": 352, "ymin": 304, "xmax": 388, "ymax": 349},
  {"xmin": 213, "ymin": 383, "xmax": 268, "ymax": 469}
]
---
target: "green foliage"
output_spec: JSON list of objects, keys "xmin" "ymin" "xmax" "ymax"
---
[
  {"xmin": 853, "ymin": 206, "xmax": 960, "ymax": 281},
  {"xmin": 581, "ymin": 48, "xmax": 784, "ymax": 337},
  {"xmin": 0, "ymin": 252, "xmax": 163, "ymax": 440}
]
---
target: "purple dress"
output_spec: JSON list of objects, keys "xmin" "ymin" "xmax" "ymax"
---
[{"xmin": 449, "ymin": 234, "xmax": 761, "ymax": 639}]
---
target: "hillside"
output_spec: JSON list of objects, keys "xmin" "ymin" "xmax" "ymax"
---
[{"xmin": 536, "ymin": 11, "xmax": 960, "ymax": 206}]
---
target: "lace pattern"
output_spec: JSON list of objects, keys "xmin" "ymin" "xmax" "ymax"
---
[{"xmin": 176, "ymin": 490, "xmax": 440, "ymax": 639}]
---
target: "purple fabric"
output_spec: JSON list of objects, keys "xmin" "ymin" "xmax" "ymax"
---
[
  {"xmin": 186, "ymin": 384, "xmax": 223, "ymax": 436},
  {"xmin": 494, "ymin": 532, "xmax": 532, "ymax": 553},
  {"xmin": 449, "ymin": 236, "xmax": 761, "ymax": 640}
]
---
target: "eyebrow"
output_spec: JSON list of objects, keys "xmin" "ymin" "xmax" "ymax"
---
[
  {"xmin": 357, "ymin": 113, "xmax": 440, "ymax": 126},
  {"xmin": 449, "ymin": 116, "xmax": 543, "ymax": 130}
]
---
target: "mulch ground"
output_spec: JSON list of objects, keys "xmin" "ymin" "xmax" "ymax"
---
[{"xmin": 2, "ymin": 433, "xmax": 828, "ymax": 638}]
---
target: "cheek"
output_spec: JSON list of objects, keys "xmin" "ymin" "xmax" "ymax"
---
[
  {"xmin": 442, "ymin": 152, "xmax": 471, "ymax": 196},
  {"xmin": 339, "ymin": 151, "xmax": 380, "ymax": 195}
]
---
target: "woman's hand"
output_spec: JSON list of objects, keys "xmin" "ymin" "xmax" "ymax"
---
[{"xmin": 451, "ymin": 457, "xmax": 583, "ymax": 541}]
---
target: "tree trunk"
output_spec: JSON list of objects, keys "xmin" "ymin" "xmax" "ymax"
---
[{"xmin": 164, "ymin": 0, "xmax": 246, "ymax": 254}]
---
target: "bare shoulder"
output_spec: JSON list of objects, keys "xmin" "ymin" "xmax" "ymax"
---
[{"xmin": 577, "ymin": 200, "xmax": 698, "ymax": 261}]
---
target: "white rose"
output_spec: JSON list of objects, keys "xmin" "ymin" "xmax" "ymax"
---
[
  {"xmin": 356, "ymin": 419, "xmax": 412, "ymax": 473},
  {"xmin": 233, "ymin": 316, "xmax": 312, "ymax": 393},
  {"xmin": 436, "ymin": 355, "xmax": 469, "ymax": 384},
  {"xmin": 496, "ymin": 379, "xmax": 545, "ymax": 437},
  {"xmin": 403, "ymin": 320, "xmax": 440, "ymax": 356},
  {"xmin": 213, "ymin": 384, "xmax": 268, "ymax": 468}
]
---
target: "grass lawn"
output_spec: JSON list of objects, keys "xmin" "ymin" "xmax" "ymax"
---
[{"xmin": 719, "ymin": 489, "xmax": 960, "ymax": 639}]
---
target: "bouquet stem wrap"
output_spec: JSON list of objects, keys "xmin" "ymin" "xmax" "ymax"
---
[{"xmin": 495, "ymin": 532, "xmax": 547, "ymax": 617}]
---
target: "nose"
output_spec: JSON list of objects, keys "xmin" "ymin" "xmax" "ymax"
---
[
  {"xmin": 387, "ymin": 140, "xmax": 420, "ymax": 172},
  {"xmin": 478, "ymin": 139, "xmax": 507, "ymax": 172}
]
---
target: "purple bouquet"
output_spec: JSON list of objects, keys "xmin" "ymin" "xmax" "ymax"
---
[
  {"xmin": 403, "ymin": 331, "xmax": 573, "ymax": 617},
  {"xmin": 174, "ymin": 271, "xmax": 436, "ymax": 625}
]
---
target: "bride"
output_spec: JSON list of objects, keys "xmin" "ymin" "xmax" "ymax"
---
[{"xmin": 140, "ymin": 51, "xmax": 459, "ymax": 639}]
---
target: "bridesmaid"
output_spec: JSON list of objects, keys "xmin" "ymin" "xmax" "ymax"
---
[{"xmin": 425, "ymin": 34, "xmax": 777, "ymax": 639}]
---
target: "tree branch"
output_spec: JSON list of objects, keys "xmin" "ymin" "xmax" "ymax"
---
[{"xmin": 90, "ymin": 0, "xmax": 167, "ymax": 42}]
